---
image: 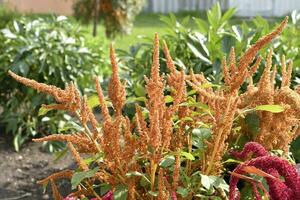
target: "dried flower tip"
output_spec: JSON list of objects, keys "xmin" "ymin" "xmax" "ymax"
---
[
  {"xmin": 37, "ymin": 170, "xmax": 73, "ymax": 185},
  {"xmin": 108, "ymin": 44, "xmax": 126, "ymax": 116},
  {"xmin": 95, "ymin": 77, "xmax": 111, "ymax": 122},
  {"xmin": 162, "ymin": 40, "xmax": 176, "ymax": 73},
  {"xmin": 67, "ymin": 142, "xmax": 89, "ymax": 171}
]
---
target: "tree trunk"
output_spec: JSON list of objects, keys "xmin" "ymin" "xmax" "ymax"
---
[{"xmin": 93, "ymin": 0, "xmax": 100, "ymax": 37}]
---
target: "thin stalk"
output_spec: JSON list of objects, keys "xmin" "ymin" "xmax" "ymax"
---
[
  {"xmin": 75, "ymin": 111, "xmax": 102, "ymax": 153},
  {"xmin": 150, "ymin": 159, "xmax": 158, "ymax": 198}
]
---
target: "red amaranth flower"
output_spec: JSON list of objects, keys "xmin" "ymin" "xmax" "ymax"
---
[
  {"xmin": 101, "ymin": 190, "xmax": 113, "ymax": 200},
  {"xmin": 229, "ymin": 142, "xmax": 268, "ymax": 160},
  {"xmin": 229, "ymin": 142, "xmax": 300, "ymax": 200},
  {"xmin": 171, "ymin": 191, "xmax": 177, "ymax": 200}
]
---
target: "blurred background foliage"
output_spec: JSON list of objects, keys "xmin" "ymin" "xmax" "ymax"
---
[
  {"xmin": 73, "ymin": 0, "xmax": 146, "ymax": 38},
  {"xmin": 0, "ymin": 15, "xmax": 109, "ymax": 151},
  {"xmin": 1, "ymin": 2, "xmax": 300, "ymax": 156}
]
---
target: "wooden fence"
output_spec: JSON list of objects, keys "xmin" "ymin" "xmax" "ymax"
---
[{"xmin": 144, "ymin": 0, "xmax": 300, "ymax": 17}]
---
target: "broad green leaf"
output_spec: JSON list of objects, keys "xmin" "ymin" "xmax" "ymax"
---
[
  {"xmin": 221, "ymin": 8, "xmax": 236, "ymax": 23},
  {"xmin": 180, "ymin": 151, "xmax": 195, "ymax": 160},
  {"xmin": 255, "ymin": 105, "xmax": 284, "ymax": 113},
  {"xmin": 87, "ymin": 95, "xmax": 99, "ymax": 108},
  {"xmin": 1, "ymin": 28, "xmax": 17, "ymax": 39},
  {"xmin": 134, "ymin": 83, "xmax": 146, "ymax": 97},
  {"xmin": 187, "ymin": 43, "xmax": 212, "ymax": 64},
  {"xmin": 177, "ymin": 187, "xmax": 189, "ymax": 198},
  {"xmin": 245, "ymin": 112, "xmax": 260, "ymax": 136},
  {"xmin": 126, "ymin": 96, "xmax": 147, "ymax": 103},
  {"xmin": 200, "ymin": 174, "xmax": 229, "ymax": 192},
  {"xmin": 165, "ymin": 95, "xmax": 174, "ymax": 103},
  {"xmin": 114, "ymin": 184, "xmax": 128, "ymax": 200},
  {"xmin": 200, "ymin": 174, "xmax": 211, "ymax": 190},
  {"xmin": 71, "ymin": 168, "xmax": 98, "ymax": 189},
  {"xmin": 159, "ymin": 155, "xmax": 175, "ymax": 168},
  {"xmin": 193, "ymin": 18, "xmax": 209, "ymax": 34},
  {"xmin": 99, "ymin": 183, "xmax": 111, "ymax": 196}
]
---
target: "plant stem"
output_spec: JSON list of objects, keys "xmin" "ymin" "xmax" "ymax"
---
[{"xmin": 150, "ymin": 159, "xmax": 157, "ymax": 197}]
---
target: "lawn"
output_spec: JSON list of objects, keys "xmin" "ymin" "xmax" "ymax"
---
[{"xmin": 80, "ymin": 11, "xmax": 205, "ymax": 51}]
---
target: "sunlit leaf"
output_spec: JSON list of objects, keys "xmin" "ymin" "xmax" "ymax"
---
[
  {"xmin": 255, "ymin": 104, "xmax": 284, "ymax": 113},
  {"xmin": 180, "ymin": 151, "xmax": 195, "ymax": 160},
  {"xmin": 71, "ymin": 168, "xmax": 98, "ymax": 189}
]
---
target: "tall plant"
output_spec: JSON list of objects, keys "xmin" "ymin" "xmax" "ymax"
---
[{"xmin": 8, "ymin": 16, "xmax": 300, "ymax": 199}]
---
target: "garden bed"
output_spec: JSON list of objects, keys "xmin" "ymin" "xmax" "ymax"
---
[{"xmin": 0, "ymin": 136, "xmax": 72, "ymax": 200}]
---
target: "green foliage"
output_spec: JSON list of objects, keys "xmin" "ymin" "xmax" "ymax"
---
[
  {"xmin": 0, "ymin": 5, "xmax": 20, "ymax": 29},
  {"xmin": 71, "ymin": 167, "xmax": 99, "ymax": 189},
  {"xmin": 118, "ymin": 4, "xmax": 300, "ymax": 101},
  {"xmin": 73, "ymin": 0, "xmax": 146, "ymax": 38},
  {"xmin": 0, "ymin": 16, "xmax": 108, "ymax": 151}
]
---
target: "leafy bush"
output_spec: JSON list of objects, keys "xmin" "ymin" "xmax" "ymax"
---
[
  {"xmin": 0, "ymin": 16, "xmax": 109, "ymax": 151},
  {"xmin": 118, "ymin": 3, "xmax": 300, "ymax": 98},
  {"xmin": 8, "ymin": 16, "xmax": 300, "ymax": 199}
]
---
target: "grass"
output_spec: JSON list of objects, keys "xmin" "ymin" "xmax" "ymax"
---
[{"xmin": 80, "ymin": 11, "xmax": 205, "ymax": 51}]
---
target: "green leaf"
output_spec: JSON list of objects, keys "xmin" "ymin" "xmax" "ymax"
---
[
  {"xmin": 71, "ymin": 168, "xmax": 98, "ymax": 189},
  {"xmin": 192, "ymin": 128, "xmax": 212, "ymax": 150},
  {"xmin": 159, "ymin": 155, "xmax": 175, "ymax": 168},
  {"xmin": 207, "ymin": 2, "xmax": 221, "ymax": 28},
  {"xmin": 193, "ymin": 18, "xmax": 209, "ymax": 34},
  {"xmin": 126, "ymin": 96, "xmax": 147, "ymax": 103},
  {"xmin": 187, "ymin": 43, "xmax": 212, "ymax": 64},
  {"xmin": 245, "ymin": 112, "xmax": 260, "ymax": 136},
  {"xmin": 87, "ymin": 95, "xmax": 99, "ymax": 108},
  {"xmin": 200, "ymin": 83, "xmax": 221, "ymax": 89},
  {"xmin": 200, "ymin": 174, "xmax": 211, "ymax": 190},
  {"xmin": 38, "ymin": 104, "xmax": 55, "ymax": 116},
  {"xmin": 114, "ymin": 184, "xmax": 128, "ymax": 200},
  {"xmin": 165, "ymin": 95, "xmax": 174, "ymax": 103},
  {"xmin": 200, "ymin": 174, "xmax": 229, "ymax": 192},
  {"xmin": 180, "ymin": 151, "xmax": 195, "ymax": 160},
  {"xmin": 221, "ymin": 8, "xmax": 236, "ymax": 23},
  {"xmin": 134, "ymin": 83, "xmax": 146, "ymax": 97},
  {"xmin": 126, "ymin": 171, "xmax": 151, "ymax": 185},
  {"xmin": 255, "ymin": 105, "xmax": 284, "ymax": 113},
  {"xmin": 148, "ymin": 191, "xmax": 158, "ymax": 197},
  {"xmin": 54, "ymin": 147, "xmax": 68, "ymax": 162},
  {"xmin": 177, "ymin": 187, "xmax": 189, "ymax": 198},
  {"xmin": 99, "ymin": 183, "xmax": 112, "ymax": 196},
  {"xmin": 222, "ymin": 158, "xmax": 242, "ymax": 164},
  {"xmin": 1, "ymin": 28, "xmax": 17, "ymax": 39},
  {"xmin": 13, "ymin": 135, "xmax": 19, "ymax": 152}
]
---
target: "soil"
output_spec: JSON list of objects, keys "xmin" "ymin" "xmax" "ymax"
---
[{"xmin": 0, "ymin": 136, "xmax": 73, "ymax": 200}]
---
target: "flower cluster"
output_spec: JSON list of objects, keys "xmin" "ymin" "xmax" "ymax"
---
[
  {"xmin": 8, "ymin": 16, "xmax": 300, "ymax": 199},
  {"xmin": 229, "ymin": 142, "xmax": 300, "ymax": 200}
]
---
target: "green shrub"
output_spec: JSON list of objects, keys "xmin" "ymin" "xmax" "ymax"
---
[
  {"xmin": 0, "ymin": 16, "xmax": 109, "ymax": 151},
  {"xmin": 118, "ymin": 3, "xmax": 300, "ymax": 97}
]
